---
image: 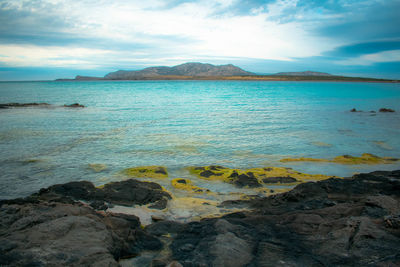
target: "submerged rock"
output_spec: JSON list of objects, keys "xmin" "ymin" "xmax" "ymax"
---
[
  {"xmin": 171, "ymin": 178, "xmax": 211, "ymax": 194},
  {"xmin": 281, "ymin": 153, "xmax": 399, "ymax": 165},
  {"xmin": 88, "ymin": 163, "xmax": 107, "ymax": 172}
]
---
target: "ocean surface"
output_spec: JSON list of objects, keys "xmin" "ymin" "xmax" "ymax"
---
[{"xmin": 1, "ymin": 80, "xmax": 400, "ymax": 199}]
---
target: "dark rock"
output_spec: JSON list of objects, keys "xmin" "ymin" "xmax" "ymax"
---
[
  {"xmin": 262, "ymin": 176, "xmax": 298, "ymax": 183},
  {"xmin": 100, "ymin": 179, "xmax": 171, "ymax": 207},
  {"xmin": 151, "ymin": 215, "xmax": 164, "ymax": 222},
  {"xmin": 384, "ymin": 214, "xmax": 400, "ymax": 229},
  {"xmin": 209, "ymin": 165, "xmax": 225, "ymax": 171},
  {"xmin": 0, "ymin": 201, "xmax": 160, "ymax": 266},
  {"xmin": 2, "ymin": 170, "xmax": 400, "ymax": 267},
  {"xmin": 36, "ymin": 178, "xmax": 171, "ymax": 208},
  {"xmin": 350, "ymin": 108, "xmax": 358, "ymax": 112},
  {"xmin": 154, "ymin": 167, "xmax": 167, "ymax": 175},
  {"xmin": 228, "ymin": 172, "xmax": 262, "ymax": 188},
  {"xmin": 166, "ymin": 261, "xmax": 184, "ymax": 267},
  {"xmin": 0, "ymin": 103, "xmax": 51, "ymax": 109},
  {"xmin": 148, "ymin": 197, "xmax": 169, "ymax": 210},
  {"xmin": 379, "ymin": 108, "xmax": 395, "ymax": 112},
  {"xmin": 199, "ymin": 170, "xmax": 217, "ymax": 178},
  {"xmin": 90, "ymin": 200, "xmax": 108, "ymax": 210},
  {"xmin": 64, "ymin": 103, "xmax": 85, "ymax": 108},
  {"xmin": 166, "ymin": 170, "xmax": 400, "ymax": 266},
  {"xmin": 145, "ymin": 221, "xmax": 185, "ymax": 236},
  {"xmin": 176, "ymin": 179, "xmax": 187, "ymax": 184}
]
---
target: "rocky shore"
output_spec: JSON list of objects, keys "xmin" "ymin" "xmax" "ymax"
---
[{"xmin": 1, "ymin": 170, "xmax": 399, "ymax": 266}]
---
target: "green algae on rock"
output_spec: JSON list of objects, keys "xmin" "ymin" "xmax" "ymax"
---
[
  {"xmin": 171, "ymin": 178, "xmax": 211, "ymax": 194},
  {"xmin": 122, "ymin": 166, "xmax": 168, "ymax": 178},
  {"xmin": 281, "ymin": 153, "xmax": 399, "ymax": 165},
  {"xmin": 188, "ymin": 165, "xmax": 335, "ymax": 188}
]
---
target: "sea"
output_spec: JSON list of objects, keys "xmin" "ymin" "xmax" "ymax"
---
[{"xmin": 1, "ymin": 80, "xmax": 400, "ymax": 199}]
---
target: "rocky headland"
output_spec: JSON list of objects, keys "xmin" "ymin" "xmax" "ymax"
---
[{"xmin": 1, "ymin": 169, "xmax": 399, "ymax": 266}]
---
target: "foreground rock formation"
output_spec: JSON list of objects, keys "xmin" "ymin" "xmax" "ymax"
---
[{"xmin": 1, "ymin": 170, "xmax": 399, "ymax": 266}]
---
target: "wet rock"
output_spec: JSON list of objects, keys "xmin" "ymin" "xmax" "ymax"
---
[
  {"xmin": 262, "ymin": 176, "xmax": 298, "ymax": 183},
  {"xmin": 379, "ymin": 108, "xmax": 395, "ymax": 112},
  {"xmin": 154, "ymin": 166, "xmax": 167, "ymax": 175},
  {"xmin": 228, "ymin": 171, "xmax": 262, "ymax": 188},
  {"xmin": 209, "ymin": 165, "xmax": 226, "ymax": 171},
  {"xmin": 171, "ymin": 178, "xmax": 211, "ymax": 194},
  {"xmin": 64, "ymin": 103, "xmax": 85, "ymax": 108},
  {"xmin": 199, "ymin": 170, "xmax": 218, "ymax": 178},
  {"xmin": 36, "ymin": 179, "xmax": 171, "ymax": 208}
]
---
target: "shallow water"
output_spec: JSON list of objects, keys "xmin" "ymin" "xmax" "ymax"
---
[{"xmin": 1, "ymin": 80, "xmax": 400, "ymax": 199}]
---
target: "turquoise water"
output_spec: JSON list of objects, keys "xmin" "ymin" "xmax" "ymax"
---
[{"xmin": 1, "ymin": 80, "xmax": 400, "ymax": 199}]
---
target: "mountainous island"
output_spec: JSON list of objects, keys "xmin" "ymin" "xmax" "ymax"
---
[{"xmin": 57, "ymin": 62, "xmax": 398, "ymax": 82}]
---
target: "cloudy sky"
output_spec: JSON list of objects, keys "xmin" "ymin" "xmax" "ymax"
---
[{"xmin": 0, "ymin": 0, "xmax": 399, "ymax": 80}]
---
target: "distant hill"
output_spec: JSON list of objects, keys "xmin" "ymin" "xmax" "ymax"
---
[
  {"xmin": 55, "ymin": 62, "xmax": 398, "ymax": 82},
  {"xmin": 104, "ymin": 62, "xmax": 253, "ymax": 79},
  {"xmin": 274, "ymin": 71, "xmax": 332, "ymax": 76}
]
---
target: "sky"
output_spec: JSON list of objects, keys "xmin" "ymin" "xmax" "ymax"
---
[{"xmin": 0, "ymin": 0, "xmax": 399, "ymax": 80}]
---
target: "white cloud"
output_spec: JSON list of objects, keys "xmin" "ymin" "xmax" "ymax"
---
[
  {"xmin": 335, "ymin": 50, "xmax": 400, "ymax": 66},
  {"xmin": 0, "ymin": 45, "xmax": 114, "ymax": 68},
  {"xmin": 0, "ymin": 0, "xmax": 342, "ymax": 67}
]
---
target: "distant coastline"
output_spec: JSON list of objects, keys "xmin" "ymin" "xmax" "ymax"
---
[
  {"xmin": 56, "ymin": 62, "xmax": 399, "ymax": 83},
  {"xmin": 55, "ymin": 75, "xmax": 400, "ymax": 83}
]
